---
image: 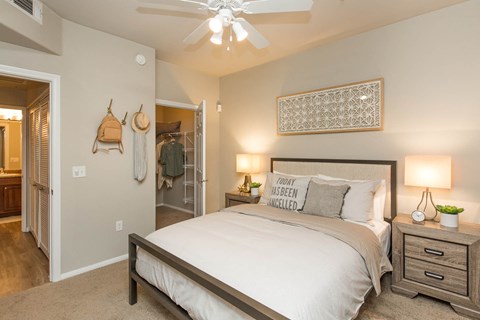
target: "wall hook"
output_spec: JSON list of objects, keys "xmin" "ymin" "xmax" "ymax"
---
[{"xmin": 121, "ymin": 112, "xmax": 128, "ymax": 125}]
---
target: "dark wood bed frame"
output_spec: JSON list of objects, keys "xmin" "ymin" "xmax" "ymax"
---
[{"xmin": 128, "ymin": 158, "xmax": 397, "ymax": 320}]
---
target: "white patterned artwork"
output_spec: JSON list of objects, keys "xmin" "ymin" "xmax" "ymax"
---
[{"xmin": 277, "ymin": 79, "xmax": 383, "ymax": 135}]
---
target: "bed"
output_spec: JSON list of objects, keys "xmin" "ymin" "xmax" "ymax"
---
[{"xmin": 129, "ymin": 158, "xmax": 397, "ymax": 320}]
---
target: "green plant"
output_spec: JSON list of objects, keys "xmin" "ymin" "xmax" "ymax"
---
[
  {"xmin": 250, "ymin": 182, "xmax": 262, "ymax": 188},
  {"xmin": 436, "ymin": 204, "xmax": 464, "ymax": 214}
]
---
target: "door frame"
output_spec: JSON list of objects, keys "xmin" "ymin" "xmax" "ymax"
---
[
  {"xmin": 0, "ymin": 64, "xmax": 61, "ymax": 282},
  {"xmin": 155, "ymin": 98, "xmax": 206, "ymax": 216}
]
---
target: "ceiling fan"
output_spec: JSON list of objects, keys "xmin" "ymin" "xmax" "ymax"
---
[{"xmin": 138, "ymin": 0, "xmax": 314, "ymax": 49}]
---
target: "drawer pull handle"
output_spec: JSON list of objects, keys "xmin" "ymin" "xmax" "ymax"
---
[
  {"xmin": 424, "ymin": 248, "xmax": 444, "ymax": 256},
  {"xmin": 425, "ymin": 271, "xmax": 444, "ymax": 281}
]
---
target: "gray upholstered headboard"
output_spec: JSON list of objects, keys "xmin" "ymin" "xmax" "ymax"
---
[{"xmin": 271, "ymin": 158, "xmax": 397, "ymax": 221}]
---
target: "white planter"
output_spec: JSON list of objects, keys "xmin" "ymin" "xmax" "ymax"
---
[
  {"xmin": 440, "ymin": 213, "xmax": 459, "ymax": 228},
  {"xmin": 250, "ymin": 187, "xmax": 259, "ymax": 196}
]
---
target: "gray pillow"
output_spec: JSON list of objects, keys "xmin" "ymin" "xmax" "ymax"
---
[{"xmin": 301, "ymin": 181, "xmax": 350, "ymax": 218}]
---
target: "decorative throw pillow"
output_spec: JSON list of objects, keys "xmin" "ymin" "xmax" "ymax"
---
[
  {"xmin": 266, "ymin": 174, "xmax": 310, "ymax": 211},
  {"xmin": 312, "ymin": 177, "xmax": 381, "ymax": 222},
  {"xmin": 302, "ymin": 181, "xmax": 350, "ymax": 219},
  {"xmin": 316, "ymin": 174, "xmax": 386, "ymax": 221},
  {"xmin": 259, "ymin": 172, "xmax": 313, "ymax": 205}
]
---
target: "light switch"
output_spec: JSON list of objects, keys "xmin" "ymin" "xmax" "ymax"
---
[{"xmin": 72, "ymin": 166, "xmax": 86, "ymax": 178}]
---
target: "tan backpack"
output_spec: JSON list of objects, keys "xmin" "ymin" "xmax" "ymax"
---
[{"xmin": 92, "ymin": 100, "xmax": 125, "ymax": 154}]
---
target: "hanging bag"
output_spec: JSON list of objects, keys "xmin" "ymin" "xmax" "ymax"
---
[{"xmin": 92, "ymin": 99, "xmax": 125, "ymax": 154}]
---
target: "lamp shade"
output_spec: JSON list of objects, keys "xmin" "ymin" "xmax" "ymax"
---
[
  {"xmin": 405, "ymin": 155, "xmax": 451, "ymax": 189},
  {"xmin": 236, "ymin": 154, "xmax": 262, "ymax": 173},
  {"xmin": 210, "ymin": 29, "xmax": 223, "ymax": 45}
]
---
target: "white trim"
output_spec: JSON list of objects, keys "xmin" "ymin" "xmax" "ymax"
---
[
  {"xmin": 0, "ymin": 64, "xmax": 61, "ymax": 282},
  {"xmin": 156, "ymin": 202, "xmax": 194, "ymax": 215},
  {"xmin": 156, "ymin": 99, "xmax": 197, "ymax": 111},
  {"xmin": 60, "ymin": 254, "xmax": 128, "ymax": 280}
]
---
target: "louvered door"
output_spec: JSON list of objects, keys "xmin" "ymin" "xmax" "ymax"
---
[{"xmin": 28, "ymin": 90, "xmax": 50, "ymax": 257}]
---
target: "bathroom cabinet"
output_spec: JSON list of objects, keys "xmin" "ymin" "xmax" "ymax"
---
[{"xmin": 0, "ymin": 176, "xmax": 22, "ymax": 217}]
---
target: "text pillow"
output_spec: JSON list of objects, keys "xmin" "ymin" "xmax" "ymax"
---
[
  {"xmin": 260, "ymin": 172, "xmax": 313, "ymax": 205},
  {"xmin": 267, "ymin": 174, "xmax": 310, "ymax": 211}
]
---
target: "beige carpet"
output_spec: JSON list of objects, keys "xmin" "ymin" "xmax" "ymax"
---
[{"xmin": 0, "ymin": 260, "xmax": 467, "ymax": 320}]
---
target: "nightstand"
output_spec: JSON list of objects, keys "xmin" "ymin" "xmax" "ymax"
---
[
  {"xmin": 391, "ymin": 214, "xmax": 480, "ymax": 319},
  {"xmin": 225, "ymin": 191, "xmax": 261, "ymax": 208}
]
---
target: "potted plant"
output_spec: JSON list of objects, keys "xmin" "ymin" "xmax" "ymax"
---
[
  {"xmin": 436, "ymin": 204, "xmax": 464, "ymax": 228},
  {"xmin": 250, "ymin": 182, "xmax": 262, "ymax": 196}
]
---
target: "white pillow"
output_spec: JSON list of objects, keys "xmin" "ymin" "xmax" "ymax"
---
[
  {"xmin": 316, "ymin": 174, "xmax": 386, "ymax": 221},
  {"xmin": 259, "ymin": 172, "xmax": 314, "ymax": 205},
  {"xmin": 312, "ymin": 177, "xmax": 381, "ymax": 222}
]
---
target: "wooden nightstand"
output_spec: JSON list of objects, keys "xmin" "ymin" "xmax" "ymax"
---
[
  {"xmin": 225, "ymin": 191, "xmax": 261, "ymax": 208},
  {"xmin": 392, "ymin": 214, "xmax": 480, "ymax": 319}
]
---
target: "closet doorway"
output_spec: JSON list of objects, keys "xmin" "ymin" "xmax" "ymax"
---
[{"xmin": 155, "ymin": 99, "xmax": 206, "ymax": 229}]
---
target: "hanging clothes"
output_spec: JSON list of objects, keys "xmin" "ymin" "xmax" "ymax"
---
[
  {"xmin": 156, "ymin": 140, "xmax": 173, "ymax": 190},
  {"xmin": 161, "ymin": 140, "xmax": 184, "ymax": 178}
]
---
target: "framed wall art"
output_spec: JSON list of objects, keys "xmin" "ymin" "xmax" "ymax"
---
[{"xmin": 277, "ymin": 78, "xmax": 384, "ymax": 135}]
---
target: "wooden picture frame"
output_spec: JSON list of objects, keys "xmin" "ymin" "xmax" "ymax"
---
[{"xmin": 277, "ymin": 78, "xmax": 384, "ymax": 135}]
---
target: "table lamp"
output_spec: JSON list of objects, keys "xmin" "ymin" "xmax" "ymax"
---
[
  {"xmin": 404, "ymin": 155, "xmax": 451, "ymax": 220},
  {"xmin": 236, "ymin": 154, "xmax": 262, "ymax": 193}
]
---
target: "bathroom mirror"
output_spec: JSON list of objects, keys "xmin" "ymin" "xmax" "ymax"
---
[{"xmin": 0, "ymin": 120, "xmax": 22, "ymax": 171}]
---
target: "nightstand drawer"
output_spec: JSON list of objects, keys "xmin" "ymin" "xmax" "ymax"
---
[
  {"xmin": 405, "ymin": 257, "xmax": 468, "ymax": 296},
  {"xmin": 405, "ymin": 234, "xmax": 467, "ymax": 270}
]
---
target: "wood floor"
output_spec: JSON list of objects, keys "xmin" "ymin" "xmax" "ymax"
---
[
  {"xmin": 0, "ymin": 220, "xmax": 49, "ymax": 298},
  {"xmin": 156, "ymin": 206, "xmax": 193, "ymax": 230}
]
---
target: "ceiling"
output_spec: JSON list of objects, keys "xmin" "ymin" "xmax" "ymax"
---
[{"xmin": 41, "ymin": 0, "xmax": 465, "ymax": 77}]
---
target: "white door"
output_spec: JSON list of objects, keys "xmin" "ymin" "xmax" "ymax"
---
[
  {"xmin": 28, "ymin": 90, "xmax": 50, "ymax": 257},
  {"xmin": 194, "ymin": 100, "xmax": 206, "ymax": 217}
]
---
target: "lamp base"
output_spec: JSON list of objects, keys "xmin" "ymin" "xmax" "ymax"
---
[
  {"xmin": 416, "ymin": 187, "xmax": 438, "ymax": 221},
  {"xmin": 241, "ymin": 174, "xmax": 252, "ymax": 193}
]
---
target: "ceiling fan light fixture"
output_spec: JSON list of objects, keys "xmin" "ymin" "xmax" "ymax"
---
[
  {"xmin": 209, "ymin": 14, "xmax": 224, "ymax": 33},
  {"xmin": 232, "ymin": 21, "xmax": 248, "ymax": 42},
  {"xmin": 210, "ymin": 29, "xmax": 223, "ymax": 45}
]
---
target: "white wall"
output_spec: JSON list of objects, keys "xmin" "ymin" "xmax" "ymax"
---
[
  {"xmin": 0, "ymin": 19, "xmax": 156, "ymax": 273},
  {"xmin": 156, "ymin": 60, "xmax": 221, "ymax": 213},
  {"xmin": 219, "ymin": 1, "xmax": 480, "ymax": 223}
]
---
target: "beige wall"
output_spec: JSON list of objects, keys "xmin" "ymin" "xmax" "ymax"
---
[
  {"xmin": 219, "ymin": 1, "xmax": 480, "ymax": 223},
  {"xmin": 156, "ymin": 60, "xmax": 220, "ymax": 213},
  {"xmin": 0, "ymin": 19, "xmax": 156, "ymax": 273},
  {"xmin": 0, "ymin": 1, "xmax": 62, "ymax": 54},
  {"xmin": 0, "ymin": 87, "xmax": 26, "ymax": 106}
]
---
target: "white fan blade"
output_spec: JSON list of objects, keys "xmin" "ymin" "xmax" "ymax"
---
[
  {"xmin": 237, "ymin": 18, "xmax": 269, "ymax": 49},
  {"xmin": 183, "ymin": 19, "xmax": 211, "ymax": 45},
  {"xmin": 137, "ymin": 0, "xmax": 209, "ymax": 12},
  {"xmin": 242, "ymin": 0, "xmax": 313, "ymax": 14}
]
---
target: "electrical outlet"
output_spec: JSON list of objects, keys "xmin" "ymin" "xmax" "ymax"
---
[{"xmin": 115, "ymin": 220, "xmax": 123, "ymax": 232}]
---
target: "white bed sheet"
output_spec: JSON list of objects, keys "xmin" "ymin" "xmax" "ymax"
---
[
  {"xmin": 345, "ymin": 219, "xmax": 391, "ymax": 255},
  {"xmin": 136, "ymin": 210, "xmax": 390, "ymax": 320}
]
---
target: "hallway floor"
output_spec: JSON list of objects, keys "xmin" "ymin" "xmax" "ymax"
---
[{"xmin": 0, "ymin": 219, "xmax": 49, "ymax": 298}]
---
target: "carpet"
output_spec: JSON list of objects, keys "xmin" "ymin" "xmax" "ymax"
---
[{"xmin": 0, "ymin": 261, "xmax": 467, "ymax": 320}]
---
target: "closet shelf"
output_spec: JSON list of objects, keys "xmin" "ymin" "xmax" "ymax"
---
[
  {"xmin": 184, "ymin": 181, "xmax": 194, "ymax": 187},
  {"xmin": 183, "ymin": 164, "xmax": 194, "ymax": 169}
]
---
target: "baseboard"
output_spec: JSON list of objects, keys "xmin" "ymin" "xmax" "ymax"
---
[
  {"xmin": 59, "ymin": 254, "xmax": 128, "ymax": 281},
  {"xmin": 157, "ymin": 203, "xmax": 194, "ymax": 215}
]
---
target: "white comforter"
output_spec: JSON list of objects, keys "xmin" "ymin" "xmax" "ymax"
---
[{"xmin": 136, "ymin": 205, "xmax": 392, "ymax": 320}]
